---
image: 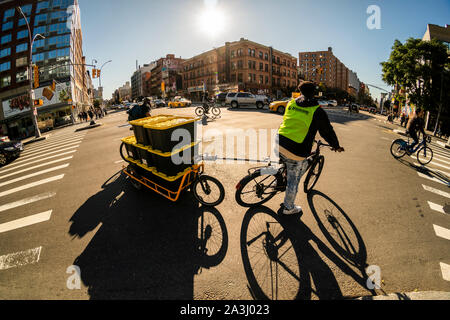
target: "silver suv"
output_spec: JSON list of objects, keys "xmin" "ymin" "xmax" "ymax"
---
[{"xmin": 226, "ymin": 92, "xmax": 266, "ymax": 109}]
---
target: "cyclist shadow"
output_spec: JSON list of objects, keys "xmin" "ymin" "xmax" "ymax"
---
[
  {"xmin": 397, "ymin": 158, "xmax": 450, "ymax": 185},
  {"xmin": 241, "ymin": 199, "xmax": 375, "ymax": 300},
  {"xmin": 68, "ymin": 170, "xmax": 228, "ymax": 300}
]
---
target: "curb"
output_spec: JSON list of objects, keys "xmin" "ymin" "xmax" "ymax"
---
[
  {"xmin": 22, "ymin": 136, "xmax": 47, "ymax": 146},
  {"xmin": 356, "ymin": 291, "xmax": 450, "ymax": 300},
  {"xmin": 75, "ymin": 123, "xmax": 103, "ymax": 132}
]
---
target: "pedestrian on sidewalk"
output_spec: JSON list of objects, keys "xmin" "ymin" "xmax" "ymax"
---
[
  {"xmin": 88, "ymin": 109, "xmax": 94, "ymax": 121},
  {"xmin": 400, "ymin": 113, "xmax": 406, "ymax": 127}
]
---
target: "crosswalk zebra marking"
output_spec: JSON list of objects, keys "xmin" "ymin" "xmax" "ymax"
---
[
  {"xmin": 22, "ymin": 138, "xmax": 84, "ymax": 156},
  {"xmin": 13, "ymin": 144, "xmax": 80, "ymax": 164},
  {"xmin": 0, "ymin": 174, "xmax": 64, "ymax": 198},
  {"xmin": 423, "ymin": 185, "xmax": 450, "ymax": 199},
  {"xmin": 418, "ymin": 172, "xmax": 449, "ymax": 186},
  {"xmin": 0, "ymin": 157, "xmax": 73, "ymax": 181},
  {"xmin": 0, "ymin": 192, "xmax": 56, "ymax": 213},
  {"xmin": 0, "ymin": 210, "xmax": 52, "ymax": 234},
  {"xmin": 0, "ymin": 247, "xmax": 42, "ymax": 271},
  {"xmin": 0, "ymin": 164, "xmax": 69, "ymax": 188},
  {"xmin": 440, "ymin": 263, "xmax": 450, "ymax": 282},
  {"xmin": 434, "ymin": 225, "xmax": 450, "ymax": 241},
  {"xmin": 428, "ymin": 201, "xmax": 446, "ymax": 214}
]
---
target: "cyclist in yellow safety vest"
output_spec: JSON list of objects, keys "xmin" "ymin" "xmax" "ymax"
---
[{"xmin": 277, "ymin": 81, "xmax": 345, "ymax": 215}]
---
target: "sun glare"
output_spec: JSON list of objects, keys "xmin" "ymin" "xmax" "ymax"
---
[{"xmin": 197, "ymin": 6, "xmax": 226, "ymax": 38}]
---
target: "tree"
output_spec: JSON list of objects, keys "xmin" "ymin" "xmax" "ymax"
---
[
  {"xmin": 93, "ymin": 99, "xmax": 101, "ymax": 109},
  {"xmin": 381, "ymin": 38, "xmax": 449, "ymax": 116}
]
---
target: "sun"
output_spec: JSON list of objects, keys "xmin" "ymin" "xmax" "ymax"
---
[{"xmin": 197, "ymin": 7, "xmax": 226, "ymax": 38}]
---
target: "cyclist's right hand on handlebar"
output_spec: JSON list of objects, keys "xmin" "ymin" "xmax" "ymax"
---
[{"xmin": 332, "ymin": 147, "xmax": 345, "ymax": 153}]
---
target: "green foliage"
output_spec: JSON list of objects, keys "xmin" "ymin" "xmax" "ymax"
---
[
  {"xmin": 381, "ymin": 38, "xmax": 449, "ymax": 112},
  {"xmin": 93, "ymin": 99, "xmax": 100, "ymax": 108}
]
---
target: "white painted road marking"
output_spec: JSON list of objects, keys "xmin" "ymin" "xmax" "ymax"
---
[
  {"xmin": 22, "ymin": 138, "xmax": 84, "ymax": 156},
  {"xmin": 115, "ymin": 160, "xmax": 125, "ymax": 164},
  {"xmin": 0, "ymin": 157, "xmax": 73, "ymax": 181},
  {"xmin": 13, "ymin": 144, "xmax": 80, "ymax": 164},
  {"xmin": 428, "ymin": 201, "xmax": 446, "ymax": 214},
  {"xmin": 423, "ymin": 185, "xmax": 450, "ymax": 199},
  {"xmin": 0, "ymin": 210, "xmax": 52, "ymax": 234},
  {"xmin": 0, "ymin": 175, "xmax": 64, "ymax": 198},
  {"xmin": 0, "ymin": 150, "xmax": 76, "ymax": 174},
  {"xmin": 440, "ymin": 263, "xmax": 450, "ymax": 282},
  {"xmin": 418, "ymin": 172, "xmax": 449, "ymax": 186},
  {"xmin": 0, "ymin": 192, "xmax": 56, "ymax": 213},
  {"xmin": 0, "ymin": 164, "xmax": 69, "ymax": 188},
  {"xmin": 0, "ymin": 247, "xmax": 42, "ymax": 271},
  {"xmin": 434, "ymin": 225, "xmax": 450, "ymax": 241}
]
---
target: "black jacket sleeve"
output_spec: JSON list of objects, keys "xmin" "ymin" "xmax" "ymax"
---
[{"xmin": 315, "ymin": 108, "xmax": 341, "ymax": 149}]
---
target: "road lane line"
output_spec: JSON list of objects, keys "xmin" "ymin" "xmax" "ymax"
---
[
  {"xmin": 0, "ymin": 175, "xmax": 64, "ymax": 198},
  {"xmin": 428, "ymin": 201, "xmax": 446, "ymax": 214},
  {"xmin": 0, "ymin": 210, "xmax": 52, "ymax": 234},
  {"xmin": 418, "ymin": 172, "xmax": 449, "ymax": 186},
  {"xmin": 0, "ymin": 157, "xmax": 73, "ymax": 181},
  {"xmin": 0, "ymin": 192, "xmax": 56, "ymax": 213},
  {"xmin": 423, "ymin": 185, "xmax": 450, "ymax": 199},
  {"xmin": 0, "ymin": 164, "xmax": 69, "ymax": 188},
  {"xmin": 0, "ymin": 151, "xmax": 76, "ymax": 174},
  {"xmin": 434, "ymin": 225, "xmax": 450, "ymax": 241},
  {"xmin": 22, "ymin": 138, "xmax": 84, "ymax": 156},
  {"xmin": 441, "ymin": 263, "xmax": 450, "ymax": 282},
  {"xmin": 0, "ymin": 247, "xmax": 42, "ymax": 271},
  {"xmin": 13, "ymin": 144, "xmax": 79, "ymax": 163}
]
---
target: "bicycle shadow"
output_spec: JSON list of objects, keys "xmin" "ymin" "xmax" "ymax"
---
[
  {"xmin": 397, "ymin": 158, "xmax": 450, "ymax": 186},
  {"xmin": 68, "ymin": 170, "xmax": 228, "ymax": 300},
  {"xmin": 240, "ymin": 203, "xmax": 376, "ymax": 300}
]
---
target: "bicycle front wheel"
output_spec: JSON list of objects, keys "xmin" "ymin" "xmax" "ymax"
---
[
  {"xmin": 236, "ymin": 170, "xmax": 282, "ymax": 208},
  {"xmin": 211, "ymin": 107, "xmax": 221, "ymax": 117},
  {"xmin": 192, "ymin": 175, "xmax": 225, "ymax": 207},
  {"xmin": 304, "ymin": 156, "xmax": 325, "ymax": 194},
  {"xmin": 390, "ymin": 139, "xmax": 407, "ymax": 159},
  {"xmin": 417, "ymin": 147, "xmax": 433, "ymax": 165},
  {"xmin": 195, "ymin": 107, "xmax": 205, "ymax": 117}
]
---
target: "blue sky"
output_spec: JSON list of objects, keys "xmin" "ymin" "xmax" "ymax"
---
[{"xmin": 78, "ymin": 0, "xmax": 450, "ymax": 101}]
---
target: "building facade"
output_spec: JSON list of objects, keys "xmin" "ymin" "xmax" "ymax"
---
[
  {"xmin": 149, "ymin": 54, "xmax": 184, "ymax": 99},
  {"xmin": 0, "ymin": 0, "xmax": 88, "ymax": 139},
  {"xmin": 181, "ymin": 38, "xmax": 298, "ymax": 100},
  {"xmin": 348, "ymin": 69, "xmax": 360, "ymax": 97},
  {"xmin": 298, "ymin": 47, "xmax": 349, "ymax": 93},
  {"xmin": 131, "ymin": 63, "xmax": 153, "ymax": 100}
]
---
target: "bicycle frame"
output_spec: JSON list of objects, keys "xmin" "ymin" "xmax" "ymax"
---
[{"xmin": 405, "ymin": 136, "xmax": 427, "ymax": 154}]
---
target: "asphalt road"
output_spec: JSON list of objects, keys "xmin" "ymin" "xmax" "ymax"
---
[{"xmin": 0, "ymin": 105, "xmax": 448, "ymax": 300}]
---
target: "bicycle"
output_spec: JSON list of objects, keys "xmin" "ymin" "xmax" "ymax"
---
[
  {"xmin": 195, "ymin": 101, "xmax": 221, "ymax": 118},
  {"xmin": 235, "ymin": 140, "xmax": 331, "ymax": 208},
  {"xmin": 390, "ymin": 135, "xmax": 433, "ymax": 165}
]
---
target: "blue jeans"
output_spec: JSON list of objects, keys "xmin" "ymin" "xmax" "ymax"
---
[{"xmin": 280, "ymin": 154, "xmax": 309, "ymax": 211}]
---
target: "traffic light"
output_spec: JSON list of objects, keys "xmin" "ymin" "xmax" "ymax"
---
[
  {"xmin": 33, "ymin": 99, "xmax": 43, "ymax": 107},
  {"xmin": 50, "ymin": 80, "xmax": 56, "ymax": 91},
  {"xmin": 33, "ymin": 65, "xmax": 39, "ymax": 89},
  {"xmin": 97, "ymin": 70, "xmax": 101, "ymax": 78},
  {"xmin": 92, "ymin": 69, "xmax": 97, "ymax": 78},
  {"xmin": 318, "ymin": 68, "xmax": 324, "ymax": 75}
]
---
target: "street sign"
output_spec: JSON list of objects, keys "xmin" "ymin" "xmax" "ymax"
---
[{"xmin": 33, "ymin": 108, "xmax": 37, "ymax": 116}]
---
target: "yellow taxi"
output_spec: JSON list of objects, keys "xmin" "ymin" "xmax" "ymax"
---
[
  {"xmin": 168, "ymin": 96, "xmax": 192, "ymax": 108},
  {"xmin": 269, "ymin": 97, "xmax": 292, "ymax": 114}
]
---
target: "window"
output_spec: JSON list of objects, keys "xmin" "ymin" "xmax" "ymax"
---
[
  {"xmin": 231, "ymin": 50, "xmax": 235, "ymax": 58},
  {"xmin": 3, "ymin": 9, "xmax": 14, "ymax": 22},
  {"xmin": 16, "ymin": 70, "xmax": 28, "ymax": 82},
  {"xmin": 231, "ymin": 62, "xmax": 237, "ymax": 70},
  {"xmin": 33, "ymin": 53, "xmax": 45, "ymax": 62},
  {"xmin": 0, "ymin": 47, "xmax": 11, "ymax": 58},
  {"xmin": 238, "ymin": 73, "xmax": 243, "ymax": 82},
  {"xmin": 34, "ymin": 14, "xmax": 48, "ymax": 26},
  {"xmin": 0, "ymin": 75, "xmax": 11, "ymax": 88},
  {"xmin": 259, "ymin": 51, "xmax": 263, "ymax": 59},
  {"xmin": 16, "ymin": 57, "xmax": 28, "ymax": 67},
  {"xmin": 18, "ymin": 18, "xmax": 28, "ymax": 27},
  {"xmin": 265, "ymin": 53, "xmax": 268, "ymax": 61},
  {"xmin": 0, "ymin": 61, "xmax": 11, "ymax": 72},
  {"xmin": 259, "ymin": 62, "xmax": 263, "ymax": 71},
  {"xmin": 16, "ymin": 43, "xmax": 28, "ymax": 53},
  {"xmin": 21, "ymin": 4, "xmax": 33, "ymax": 16},
  {"xmin": 259, "ymin": 75, "xmax": 263, "ymax": 84},
  {"xmin": 48, "ymin": 50, "xmax": 58, "ymax": 59},
  {"xmin": 2, "ymin": 21, "xmax": 13, "ymax": 31},
  {"xmin": 265, "ymin": 64, "xmax": 268, "ymax": 72},
  {"xmin": 237, "ymin": 93, "xmax": 250, "ymax": 98},
  {"xmin": 37, "ymin": 1, "xmax": 50, "ymax": 13},
  {"xmin": 237, "ymin": 49, "xmax": 242, "ymax": 56},
  {"xmin": 1, "ymin": 34, "xmax": 12, "ymax": 44},
  {"xmin": 34, "ymin": 26, "xmax": 47, "ymax": 36},
  {"xmin": 237, "ymin": 60, "xmax": 243, "ymax": 69},
  {"xmin": 17, "ymin": 30, "xmax": 29, "ymax": 39}
]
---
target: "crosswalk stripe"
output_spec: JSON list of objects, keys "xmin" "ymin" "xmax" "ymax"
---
[
  {"xmin": 418, "ymin": 172, "xmax": 449, "ymax": 186},
  {"xmin": 13, "ymin": 144, "xmax": 79, "ymax": 164},
  {"xmin": 0, "ymin": 157, "xmax": 73, "ymax": 181},
  {"xmin": 0, "ymin": 150, "xmax": 76, "ymax": 175},
  {"xmin": 29, "ymin": 132, "xmax": 85, "ymax": 145},
  {"xmin": 0, "ymin": 210, "xmax": 52, "ymax": 234},
  {"xmin": 48, "ymin": 131, "xmax": 86, "ymax": 140},
  {"xmin": 432, "ymin": 156, "xmax": 450, "ymax": 165},
  {"xmin": 430, "ymin": 148, "xmax": 450, "ymax": 158},
  {"xmin": 0, "ymin": 164, "xmax": 69, "ymax": 188},
  {"xmin": 0, "ymin": 174, "xmax": 64, "ymax": 198},
  {"xmin": 23, "ymin": 136, "xmax": 84, "ymax": 153},
  {"xmin": 0, "ymin": 247, "xmax": 42, "ymax": 271},
  {"xmin": 23, "ymin": 134, "xmax": 85, "ymax": 150},
  {"xmin": 434, "ymin": 225, "xmax": 450, "ymax": 241},
  {"xmin": 0, "ymin": 192, "xmax": 56, "ymax": 213},
  {"xmin": 428, "ymin": 201, "xmax": 446, "ymax": 214},
  {"xmin": 22, "ymin": 138, "xmax": 84, "ymax": 156},
  {"xmin": 440, "ymin": 263, "xmax": 450, "ymax": 282},
  {"xmin": 423, "ymin": 185, "xmax": 450, "ymax": 199},
  {"xmin": 414, "ymin": 161, "xmax": 450, "ymax": 173}
]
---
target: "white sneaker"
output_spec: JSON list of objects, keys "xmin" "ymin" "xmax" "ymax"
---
[{"xmin": 283, "ymin": 206, "xmax": 303, "ymax": 215}]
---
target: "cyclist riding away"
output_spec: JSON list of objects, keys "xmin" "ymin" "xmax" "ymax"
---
[
  {"xmin": 277, "ymin": 81, "xmax": 345, "ymax": 215},
  {"xmin": 406, "ymin": 107, "xmax": 426, "ymax": 153}
]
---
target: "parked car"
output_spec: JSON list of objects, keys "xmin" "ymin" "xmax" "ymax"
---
[
  {"xmin": 269, "ymin": 97, "xmax": 292, "ymax": 114},
  {"xmin": 328, "ymin": 100, "xmax": 338, "ymax": 107},
  {"xmin": 226, "ymin": 92, "xmax": 266, "ymax": 109},
  {"xmin": 0, "ymin": 140, "xmax": 23, "ymax": 166},
  {"xmin": 215, "ymin": 93, "xmax": 228, "ymax": 106},
  {"xmin": 369, "ymin": 107, "xmax": 377, "ymax": 114},
  {"xmin": 255, "ymin": 95, "xmax": 270, "ymax": 105},
  {"xmin": 168, "ymin": 97, "xmax": 192, "ymax": 108},
  {"xmin": 318, "ymin": 100, "xmax": 330, "ymax": 108},
  {"xmin": 152, "ymin": 99, "xmax": 166, "ymax": 108}
]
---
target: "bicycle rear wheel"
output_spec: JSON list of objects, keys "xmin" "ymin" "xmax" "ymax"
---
[
  {"xmin": 304, "ymin": 156, "xmax": 325, "ymax": 194},
  {"xmin": 390, "ymin": 139, "xmax": 408, "ymax": 159},
  {"xmin": 235, "ymin": 170, "xmax": 282, "ymax": 208},
  {"xmin": 211, "ymin": 107, "xmax": 221, "ymax": 117},
  {"xmin": 192, "ymin": 175, "xmax": 225, "ymax": 207},
  {"xmin": 417, "ymin": 147, "xmax": 433, "ymax": 165},
  {"xmin": 195, "ymin": 107, "xmax": 205, "ymax": 117}
]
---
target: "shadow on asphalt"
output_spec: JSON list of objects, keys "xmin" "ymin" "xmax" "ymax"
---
[
  {"xmin": 397, "ymin": 158, "xmax": 450, "ymax": 185},
  {"xmin": 240, "ymin": 194, "xmax": 377, "ymax": 300},
  {"xmin": 68, "ymin": 170, "xmax": 228, "ymax": 300}
]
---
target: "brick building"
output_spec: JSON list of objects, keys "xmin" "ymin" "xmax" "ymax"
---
[
  {"xmin": 149, "ymin": 54, "xmax": 184, "ymax": 98},
  {"xmin": 298, "ymin": 47, "xmax": 349, "ymax": 93},
  {"xmin": 181, "ymin": 38, "xmax": 298, "ymax": 100}
]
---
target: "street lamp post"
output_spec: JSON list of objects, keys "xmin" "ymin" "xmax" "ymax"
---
[
  {"xmin": 17, "ymin": 6, "xmax": 45, "ymax": 139},
  {"xmin": 99, "ymin": 60, "xmax": 112, "ymax": 88}
]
